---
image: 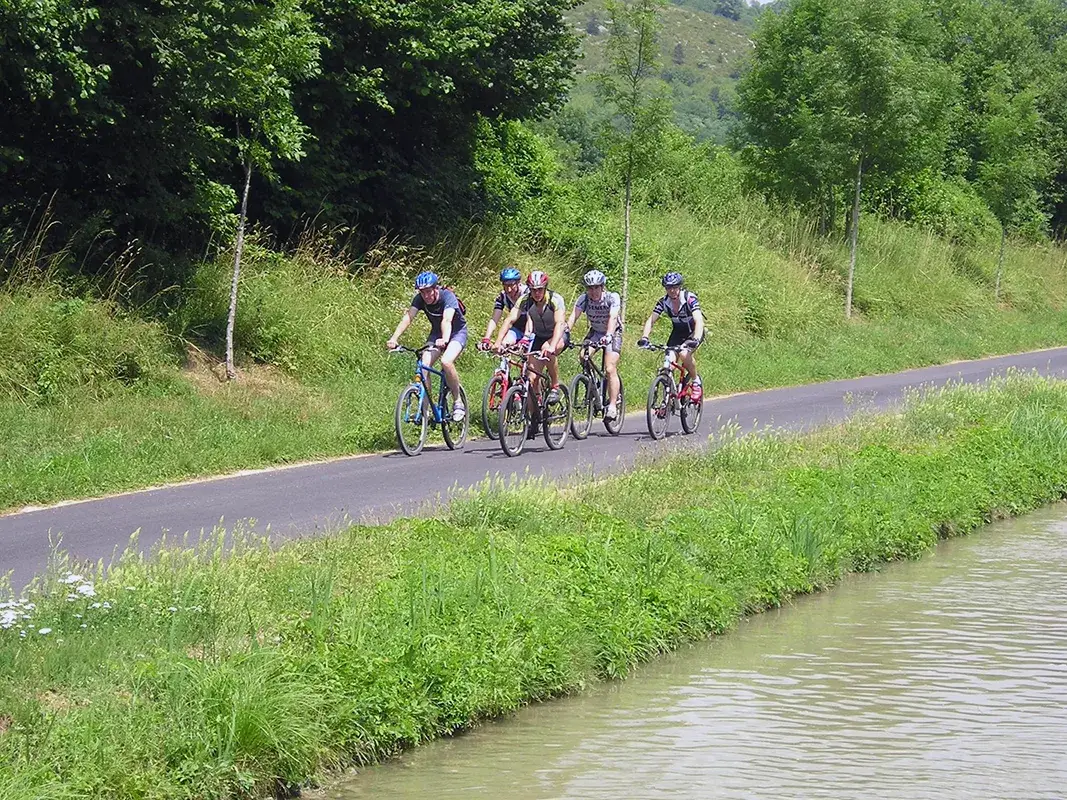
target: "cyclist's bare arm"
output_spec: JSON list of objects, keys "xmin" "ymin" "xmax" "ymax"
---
[
  {"xmin": 494, "ymin": 305, "xmax": 522, "ymax": 349},
  {"xmin": 388, "ymin": 307, "xmax": 419, "ymax": 348},
  {"xmin": 565, "ymin": 305, "xmax": 582, "ymax": 331},
  {"xmin": 549, "ymin": 303, "xmax": 566, "ymax": 353},
  {"xmin": 641, "ymin": 311, "xmax": 660, "ymax": 340},
  {"xmin": 484, "ymin": 307, "xmax": 504, "ymax": 340},
  {"xmin": 439, "ymin": 307, "xmax": 455, "ymax": 345},
  {"xmin": 692, "ymin": 309, "xmax": 706, "ymax": 341}
]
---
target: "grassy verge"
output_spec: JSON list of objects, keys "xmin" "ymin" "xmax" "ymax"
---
[
  {"xmin": 2, "ymin": 375, "xmax": 1066, "ymax": 799},
  {"xmin": 2, "ymin": 205, "xmax": 1066, "ymax": 511}
]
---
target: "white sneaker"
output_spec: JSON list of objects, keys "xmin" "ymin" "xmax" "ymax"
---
[
  {"xmin": 452, "ymin": 401, "xmax": 466, "ymax": 422},
  {"xmin": 605, "ymin": 403, "xmax": 617, "ymax": 421}
]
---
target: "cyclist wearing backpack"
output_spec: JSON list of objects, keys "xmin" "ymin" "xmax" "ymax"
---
[
  {"xmin": 566, "ymin": 269, "xmax": 623, "ymax": 422},
  {"xmin": 480, "ymin": 266, "xmax": 528, "ymax": 370},
  {"xmin": 495, "ymin": 270, "xmax": 566, "ymax": 420},
  {"xmin": 387, "ymin": 271, "xmax": 468, "ymax": 421},
  {"xmin": 637, "ymin": 271, "xmax": 706, "ymax": 404}
]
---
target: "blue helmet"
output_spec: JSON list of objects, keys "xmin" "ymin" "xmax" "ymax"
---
[
  {"xmin": 662, "ymin": 271, "xmax": 684, "ymax": 288},
  {"xmin": 415, "ymin": 271, "xmax": 439, "ymax": 290},
  {"xmin": 500, "ymin": 266, "xmax": 521, "ymax": 283}
]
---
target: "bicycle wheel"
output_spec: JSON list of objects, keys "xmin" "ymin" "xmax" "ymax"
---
[
  {"xmin": 604, "ymin": 380, "xmax": 626, "ymax": 436},
  {"xmin": 442, "ymin": 385, "xmax": 470, "ymax": 450},
  {"xmin": 499, "ymin": 384, "xmax": 529, "ymax": 457},
  {"xmin": 680, "ymin": 383, "xmax": 703, "ymax": 435},
  {"xmin": 481, "ymin": 374, "xmax": 506, "ymax": 438},
  {"xmin": 543, "ymin": 383, "xmax": 571, "ymax": 450},
  {"xmin": 646, "ymin": 374, "xmax": 673, "ymax": 440},
  {"xmin": 395, "ymin": 384, "xmax": 428, "ymax": 456},
  {"xmin": 569, "ymin": 373, "xmax": 594, "ymax": 439}
]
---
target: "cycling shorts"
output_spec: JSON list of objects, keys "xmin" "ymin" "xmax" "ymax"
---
[{"xmin": 583, "ymin": 330, "xmax": 623, "ymax": 354}]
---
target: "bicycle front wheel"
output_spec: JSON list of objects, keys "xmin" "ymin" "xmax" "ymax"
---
[
  {"xmin": 569, "ymin": 373, "xmax": 594, "ymax": 439},
  {"xmin": 499, "ymin": 384, "xmax": 529, "ymax": 457},
  {"xmin": 646, "ymin": 374, "xmax": 672, "ymax": 440},
  {"xmin": 481, "ymin": 374, "xmax": 505, "ymax": 438},
  {"xmin": 605, "ymin": 380, "xmax": 626, "ymax": 436},
  {"xmin": 442, "ymin": 385, "xmax": 470, "ymax": 450},
  {"xmin": 543, "ymin": 383, "xmax": 571, "ymax": 450},
  {"xmin": 395, "ymin": 385, "xmax": 429, "ymax": 456},
  {"xmin": 680, "ymin": 383, "xmax": 703, "ymax": 435}
]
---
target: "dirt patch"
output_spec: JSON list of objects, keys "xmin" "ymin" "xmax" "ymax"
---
[
  {"xmin": 182, "ymin": 343, "xmax": 300, "ymax": 399},
  {"xmin": 0, "ymin": 714, "xmax": 12, "ymax": 735}
]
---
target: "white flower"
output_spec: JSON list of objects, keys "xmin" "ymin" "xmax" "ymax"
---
[
  {"xmin": 102, "ymin": 602, "xmax": 111, "ymax": 610},
  {"xmin": 80, "ymin": 624, "xmax": 88, "ymax": 629},
  {"xmin": 38, "ymin": 628, "xmax": 52, "ymax": 635},
  {"xmin": 76, "ymin": 584, "xmax": 96, "ymax": 597},
  {"xmin": 167, "ymin": 606, "xmax": 178, "ymax": 613},
  {"xmin": 1, "ymin": 610, "xmax": 18, "ymax": 629},
  {"xmin": 90, "ymin": 602, "xmax": 101, "ymax": 609},
  {"xmin": 60, "ymin": 574, "xmax": 84, "ymax": 585}
]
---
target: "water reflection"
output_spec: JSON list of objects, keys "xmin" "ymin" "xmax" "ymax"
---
[{"xmin": 332, "ymin": 505, "xmax": 1067, "ymax": 799}]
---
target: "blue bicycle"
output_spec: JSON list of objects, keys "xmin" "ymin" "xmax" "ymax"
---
[{"xmin": 391, "ymin": 345, "xmax": 470, "ymax": 456}]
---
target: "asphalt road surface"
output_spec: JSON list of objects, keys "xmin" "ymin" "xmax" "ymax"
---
[{"xmin": 3, "ymin": 347, "xmax": 1066, "ymax": 592}]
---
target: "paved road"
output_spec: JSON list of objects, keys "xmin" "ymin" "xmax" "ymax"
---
[{"xmin": 3, "ymin": 347, "xmax": 1066, "ymax": 592}]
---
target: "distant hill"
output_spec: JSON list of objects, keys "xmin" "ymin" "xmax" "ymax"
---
[{"xmin": 566, "ymin": 0, "xmax": 765, "ymax": 143}]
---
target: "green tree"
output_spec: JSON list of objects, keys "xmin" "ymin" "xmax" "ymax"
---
[
  {"xmin": 738, "ymin": 0, "xmax": 956, "ymax": 318},
  {"xmin": 595, "ymin": 0, "xmax": 673, "ymax": 323}
]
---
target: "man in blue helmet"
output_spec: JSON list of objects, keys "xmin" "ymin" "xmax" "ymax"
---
[
  {"xmin": 637, "ymin": 271, "xmax": 706, "ymax": 404},
  {"xmin": 566, "ymin": 269, "xmax": 623, "ymax": 421},
  {"xmin": 480, "ymin": 266, "xmax": 528, "ymax": 371},
  {"xmin": 387, "ymin": 271, "xmax": 468, "ymax": 421}
]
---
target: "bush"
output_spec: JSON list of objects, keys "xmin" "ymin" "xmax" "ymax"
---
[{"xmin": 894, "ymin": 170, "xmax": 1001, "ymax": 248}]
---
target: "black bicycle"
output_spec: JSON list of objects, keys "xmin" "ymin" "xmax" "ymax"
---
[
  {"xmin": 498, "ymin": 344, "xmax": 572, "ymax": 457},
  {"xmin": 390, "ymin": 345, "xmax": 469, "ymax": 456},
  {"xmin": 640, "ymin": 342, "xmax": 702, "ymax": 440},
  {"xmin": 569, "ymin": 340, "xmax": 626, "ymax": 439}
]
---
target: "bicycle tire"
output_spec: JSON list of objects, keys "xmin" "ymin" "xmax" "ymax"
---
[
  {"xmin": 543, "ymin": 383, "xmax": 571, "ymax": 450},
  {"xmin": 646, "ymin": 374, "xmax": 673, "ymax": 440},
  {"xmin": 569, "ymin": 373, "xmax": 594, "ymax": 439},
  {"xmin": 499, "ymin": 384, "xmax": 529, "ymax": 457},
  {"xmin": 604, "ymin": 380, "xmax": 626, "ymax": 436},
  {"xmin": 395, "ymin": 384, "xmax": 429, "ymax": 456},
  {"xmin": 680, "ymin": 384, "xmax": 703, "ymax": 435},
  {"xmin": 481, "ymin": 374, "xmax": 505, "ymax": 439},
  {"xmin": 442, "ymin": 385, "xmax": 470, "ymax": 450}
]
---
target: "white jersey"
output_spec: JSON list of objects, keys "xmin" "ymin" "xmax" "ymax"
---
[{"xmin": 575, "ymin": 291, "xmax": 621, "ymax": 335}]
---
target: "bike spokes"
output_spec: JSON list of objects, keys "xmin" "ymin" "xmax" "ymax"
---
[
  {"xmin": 543, "ymin": 384, "xmax": 571, "ymax": 450},
  {"xmin": 646, "ymin": 374, "xmax": 672, "ymax": 440},
  {"xmin": 395, "ymin": 385, "xmax": 429, "ymax": 456}
]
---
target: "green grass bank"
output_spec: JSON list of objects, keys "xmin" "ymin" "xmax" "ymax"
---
[
  {"xmin": 3, "ymin": 201, "xmax": 1067, "ymax": 512},
  {"xmin": 2, "ymin": 375, "xmax": 1066, "ymax": 799}
]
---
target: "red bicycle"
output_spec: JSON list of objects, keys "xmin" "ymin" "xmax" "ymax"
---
[
  {"xmin": 478, "ymin": 343, "xmax": 525, "ymax": 439},
  {"xmin": 640, "ymin": 343, "xmax": 703, "ymax": 439}
]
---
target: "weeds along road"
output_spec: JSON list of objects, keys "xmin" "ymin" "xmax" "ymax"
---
[{"xmin": 3, "ymin": 347, "xmax": 1067, "ymax": 592}]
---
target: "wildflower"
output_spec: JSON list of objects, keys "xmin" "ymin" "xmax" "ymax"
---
[
  {"xmin": 60, "ymin": 574, "xmax": 84, "ymax": 585},
  {"xmin": 1, "ymin": 610, "xmax": 17, "ymax": 629},
  {"xmin": 102, "ymin": 602, "xmax": 112, "ymax": 610},
  {"xmin": 90, "ymin": 602, "xmax": 102, "ymax": 610},
  {"xmin": 168, "ymin": 606, "xmax": 178, "ymax": 613},
  {"xmin": 80, "ymin": 624, "xmax": 88, "ymax": 629},
  {"xmin": 76, "ymin": 584, "xmax": 96, "ymax": 598},
  {"xmin": 38, "ymin": 628, "xmax": 52, "ymax": 635}
]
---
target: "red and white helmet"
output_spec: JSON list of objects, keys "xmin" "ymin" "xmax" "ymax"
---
[{"xmin": 526, "ymin": 270, "xmax": 550, "ymax": 289}]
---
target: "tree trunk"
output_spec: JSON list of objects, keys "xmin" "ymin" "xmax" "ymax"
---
[
  {"xmin": 226, "ymin": 158, "xmax": 253, "ymax": 381},
  {"xmin": 622, "ymin": 172, "xmax": 632, "ymax": 327},
  {"xmin": 845, "ymin": 154, "xmax": 863, "ymax": 320},
  {"xmin": 994, "ymin": 225, "xmax": 1006, "ymax": 302}
]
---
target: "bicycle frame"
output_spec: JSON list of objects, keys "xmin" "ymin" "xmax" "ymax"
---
[
  {"xmin": 577, "ymin": 342, "xmax": 610, "ymax": 407},
  {"xmin": 645, "ymin": 344, "xmax": 693, "ymax": 400},
  {"xmin": 395, "ymin": 346, "xmax": 450, "ymax": 425}
]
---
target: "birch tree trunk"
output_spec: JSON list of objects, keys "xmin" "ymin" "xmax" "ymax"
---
[
  {"xmin": 622, "ymin": 169, "xmax": 632, "ymax": 327},
  {"xmin": 226, "ymin": 158, "xmax": 253, "ymax": 380},
  {"xmin": 845, "ymin": 154, "xmax": 863, "ymax": 320},
  {"xmin": 994, "ymin": 225, "xmax": 1006, "ymax": 302}
]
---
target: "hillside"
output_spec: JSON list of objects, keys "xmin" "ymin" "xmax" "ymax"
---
[{"xmin": 567, "ymin": 0, "xmax": 761, "ymax": 142}]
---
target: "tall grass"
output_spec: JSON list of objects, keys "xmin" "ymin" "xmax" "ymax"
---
[{"xmin": 2, "ymin": 376, "xmax": 1066, "ymax": 799}]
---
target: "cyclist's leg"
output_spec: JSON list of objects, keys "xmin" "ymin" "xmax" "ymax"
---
[
  {"xmin": 420, "ymin": 341, "xmax": 439, "ymax": 396},
  {"xmin": 604, "ymin": 332, "xmax": 622, "ymax": 411},
  {"xmin": 440, "ymin": 330, "xmax": 467, "ymax": 416}
]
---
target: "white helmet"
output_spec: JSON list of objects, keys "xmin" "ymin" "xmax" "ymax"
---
[{"xmin": 583, "ymin": 269, "xmax": 607, "ymax": 287}]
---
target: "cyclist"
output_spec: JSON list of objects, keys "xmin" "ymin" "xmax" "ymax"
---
[
  {"xmin": 495, "ymin": 270, "xmax": 566, "ymax": 429},
  {"xmin": 566, "ymin": 269, "xmax": 622, "ymax": 422},
  {"xmin": 480, "ymin": 266, "xmax": 528, "ymax": 371},
  {"xmin": 386, "ymin": 271, "xmax": 468, "ymax": 421},
  {"xmin": 637, "ymin": 271, "xmax": 706, "ymax": 404}
]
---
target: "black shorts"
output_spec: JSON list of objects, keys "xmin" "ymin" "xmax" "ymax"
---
[
  {"xmin": 531, "ymin": 335, "xmax": 556, "ymax": 354},
  {"xmin": 667, "ymin": 330, "xmax": 702, "ymax": 349}
]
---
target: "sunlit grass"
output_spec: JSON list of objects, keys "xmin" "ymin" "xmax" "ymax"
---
[{"xmin": 2, "ymin": 375, "xmax": 1066, "ymax": 799}]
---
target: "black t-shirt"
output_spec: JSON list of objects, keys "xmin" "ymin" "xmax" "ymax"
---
[
  {"xmin": 411, "ymin": 288, "xmax": 467, "ymax": 339},
  {"xmin": 494, "ymin": 287, "xmax": 529, "ymax": 331}
]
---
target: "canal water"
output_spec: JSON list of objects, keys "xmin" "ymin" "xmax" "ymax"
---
[{"xmin": 332, "ymin": 504, "xmax": 1067, "ymax": 799}]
